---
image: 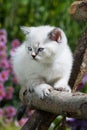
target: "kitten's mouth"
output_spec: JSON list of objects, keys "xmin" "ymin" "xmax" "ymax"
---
[{"xmin": 32, "ymin": 57, "xmax": 38, "ymax": 61}]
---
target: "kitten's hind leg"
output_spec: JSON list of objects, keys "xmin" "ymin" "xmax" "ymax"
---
[{"xmin": 53, "ymin": 78, "xmax": 71, "ymax": 92}]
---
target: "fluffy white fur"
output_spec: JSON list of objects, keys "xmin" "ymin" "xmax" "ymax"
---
[{"xmin": 12, "ymin": 26, "xmax": 73, "ymax": 99}]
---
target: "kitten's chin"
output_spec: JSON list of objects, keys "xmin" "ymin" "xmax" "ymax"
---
[{"xmin": 33, "ymin": 56, "xmax": 41, "ymax": 62}]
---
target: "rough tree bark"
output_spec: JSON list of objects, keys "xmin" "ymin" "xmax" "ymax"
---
[
  {"xmin": 72, "ymin": 48, "xmax": 87, "ymax": 92},
  {"xmin": 22, "ymin": 89, "xmax": 87, "ymax": 118},
  {"xmin": 69, "ymin": 27, "xmax": 87, "ymax": 88},
  {"xmin": 21, "ymin": 1, "xmax": 87, "ymax": 129}
]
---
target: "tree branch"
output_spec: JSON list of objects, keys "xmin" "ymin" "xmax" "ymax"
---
[
  {"xmin": 22, "ymin": 90, "xmax": 87, "ymax": 119},
  {"xmin": 73, "ymin": 48, "xmax": 87, "ymax": 92},
  {"xmin": 69, "ymin": 27, "xmax": 87, "ymax": 88},
  {"xmin": 21, "ymin": 111, "xmax": 56, "ymax": 130}
]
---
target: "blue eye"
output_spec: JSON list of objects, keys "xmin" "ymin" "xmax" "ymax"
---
[
  {"xmin": 28, "ymin": 47, "xmax": 32, "ymax": 51},
  {"xmin": 38, "ymin": 48, "xmax": 44, "ymax": 52}
]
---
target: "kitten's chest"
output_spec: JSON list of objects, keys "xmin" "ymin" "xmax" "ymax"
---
[
  {"xmin": 40, "ymin": 63, "xmax": 62, "ymax": 83},
  {"xmin": 24, "ymin": 60, "xmax": 63, "ymax": 83}
]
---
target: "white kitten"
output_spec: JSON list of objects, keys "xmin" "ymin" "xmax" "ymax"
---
[{"xmin": 12, "ymin": 25, "xmax": 73, "ymax": 99}]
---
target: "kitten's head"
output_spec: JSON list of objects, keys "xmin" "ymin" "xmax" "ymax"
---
[{"xmin": 20, "ymin": 26, "xmax": 67, "ymax": 64}]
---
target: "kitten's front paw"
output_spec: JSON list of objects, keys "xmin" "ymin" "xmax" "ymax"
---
[
  {"xmin": 34, "ymin": 84, "xmax": 52, "ymax": 99},
  {"xmin": 54, "ymin": 83, "xmax": 71, "ymax": 92}
]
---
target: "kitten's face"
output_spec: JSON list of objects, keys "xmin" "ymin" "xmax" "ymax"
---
[
  {"xmin": 21, "ymin": 26, "xmax": 66, "ymax": 63},
  {"xmin": 26, "ymin": 41, "xmax": 58, "ymax": 63}
]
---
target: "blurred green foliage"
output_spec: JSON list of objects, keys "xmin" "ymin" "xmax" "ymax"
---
[
  {"xmin": 0, "ymin": 0, "xmax": 87, "ymax": 51},
  {"xmin": 0, "ymin": 122, "xmax": 20, "ymax": 130}
]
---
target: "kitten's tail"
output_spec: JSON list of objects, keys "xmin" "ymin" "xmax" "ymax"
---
[{"xmin": 16, "ymin": 103, "xmax": 27, "ymax": 121}]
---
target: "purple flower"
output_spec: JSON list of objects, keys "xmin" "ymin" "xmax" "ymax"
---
[
  {"xmin": 76, "ymin": 74, "xmax": 87, "ymax": 91},
  {"xmin": 5, "ymin": 92, "xmax": 13, "ymax": 100},
  {"xmin": 82, "ymin": 74, "xmax": 87, "ymax": 84},
  {"xmin": 5, "ymin": 86, "xmax": 14, "ymax": 100},
  {"xmin": 11, "ymin": 39, "xmax": 20, "ymax": 49},
  {"xmin": 67, "ymin": 118, "xmax": 87, "ymax": 130},
  {"xmin": 0, "ymin": 29, "xmax": 7, "ymax": 36},
  {"xmin": 7, "ymin": 86, "xmax": 14, "ymax": 93},
  {"xmin": 3, "ymin": 106, "xmax": 16, "ymax": 119},
  {"xmin": 0, "ymin": 29, "xmax": 7, "ymax": 44},
  {"xmin": 76, "ymin": 83, "xmax": 84, "ymax": 91},
  {"xmin": 0, "ymin": 42, "xmax": 7, "ymax": 52},
  {"xmin": 0, "ymin": 85, "xmax": 6, "ymax": 101},
  {"xmin": 0, "ymin": 35, "xmax": 7, "ymax": 44},
  {"xmin": 0, "ymin": 70, "xmax": 9, "ymax": 82},
  {"xmin": 15, "ymin": 118, "xmax": 28, "ymax": 127},
  {"xmin": 0, "ymin": 51, "xmax": 7, "ymax": 59},
  {"xmin": 4, "ymin": 117, "xmax": 13, "ymax": 123},
  {"xmin": 0, "ymin": 58, "xmax": 9, "ymax": 69},
  {"xmin": 0, "ymin": 83, "xmax": 4, "ymax": 89}
]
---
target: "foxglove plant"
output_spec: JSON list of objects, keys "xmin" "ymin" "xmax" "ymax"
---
[
  {"xmin": 0, "ymin": 29, "xmax": 29, "ymax": 127},
  {"xmin": 0, "ymin": 29, "xmax": 19, "ymax": 126}
]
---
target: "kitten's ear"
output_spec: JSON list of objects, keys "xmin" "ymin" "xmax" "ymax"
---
[
  {"xmin": 20, "ymin": 26, "xmax": 30, "ymax": 35},
  {"xmin": 48, "ymin": 28, "xmax": 62, "ymax": 43}
]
